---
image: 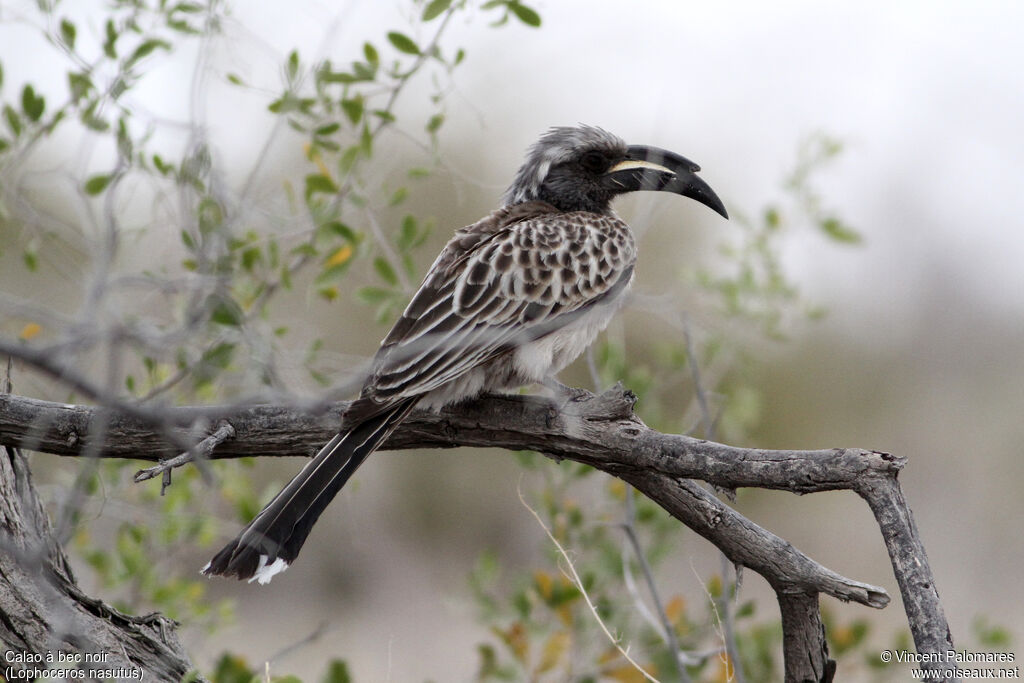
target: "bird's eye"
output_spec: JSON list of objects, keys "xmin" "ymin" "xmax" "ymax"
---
[{"xmin": 580, "ymin": 151, "xmax": 609, "ymax": 174}]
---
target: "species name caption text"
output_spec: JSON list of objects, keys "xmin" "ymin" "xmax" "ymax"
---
[
  {"xmin": 879, "ymin": 649, "xmax": 1019, "ymax": 679},
  {"xmin": 3, "ymin": 649, "xmax": 144, "ymax": 680}
]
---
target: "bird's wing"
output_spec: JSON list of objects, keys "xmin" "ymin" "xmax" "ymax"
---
[{"xmin": 360, "ymin": 203, "xmax": 636, "ymax": 405}]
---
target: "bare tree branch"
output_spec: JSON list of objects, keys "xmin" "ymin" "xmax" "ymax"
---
[{"xmin": 0, "ymin": 384, "xmax": 959, "ymax": 680}]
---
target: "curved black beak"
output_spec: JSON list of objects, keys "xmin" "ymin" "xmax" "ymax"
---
[{"xmin": 605, "ymin": 144, "xmax": 728, "ymax": 219}]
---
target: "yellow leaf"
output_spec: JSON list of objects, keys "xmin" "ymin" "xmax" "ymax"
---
[
  {"xmin": 832, "ymin": 625, "xmax": 854, "ymax": 650},
  {"xmin": 536, "ymin": 630, "xmax": 569, "ymax": 674},
  {"xmin": 534, "ymin": 570, "xmax": 553, "ymax": 600},
  {"xmin": 605, "ymin": 661, "xmax": 658, "ymax": 683},
  {"xmin": 664, "ymin": 594, "xmax": 686, "ymax": 624},
  {"xmin": 707, "ymin": 573, "xmax": 722, "ymax": 598},
  {"xmin": 714, "ymin": 653, "xmax": 735, "ymax": 683},
  {"xmin": 19, "ymin": 322, "xmax": 42, "ymax": 340},
  {"xmin": 325, "ymin": 245, "xmax": 353, "ymax": 267},
  {"xmin": 555, "ymin": 604, "xmax": 573, "ymax": 627},
  {"xmin": 492, "ymin": 622, "xmax": 529, "ymax": 664},
  {"xmin": 607, "ymin": 478, "xmax": 626, "ymax": 501},
  {"xmin": 18, "ymin": 321, "xmax": 41, "ymax": 339},
  {"xmin": 304, "ymin": 142, "xmax": 333, "ymax": 179}
]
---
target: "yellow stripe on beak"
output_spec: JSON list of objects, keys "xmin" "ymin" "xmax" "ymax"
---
[{"xmin": 605, "ymin": 158, "xmax": 677, "ymax": 175}]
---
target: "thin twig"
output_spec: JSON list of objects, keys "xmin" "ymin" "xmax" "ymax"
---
[
  {"xmin": 518, "ymin": 483, "xmax": 660, "ymax": 683},
  {"xmin": 621, "ymin": 488, "xmax": 691, "ymax": 682},
  {"xmin": 133, "ymin": 420, "xmax": 235, "ymax": 491}
]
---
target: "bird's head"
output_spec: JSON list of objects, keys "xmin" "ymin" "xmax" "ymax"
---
[{"xmin": 502, "ymin": 124, "xmax": 728, "ymax": 219}]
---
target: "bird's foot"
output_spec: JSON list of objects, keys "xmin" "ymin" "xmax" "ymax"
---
[{"xmin": 541, "ymin": 377, "xmax": 593, "ymax": 403}]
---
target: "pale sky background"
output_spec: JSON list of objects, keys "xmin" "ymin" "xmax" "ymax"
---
[{"xmin": 2, "ymin": 0, "xmax": 1023, "ymax": 680}]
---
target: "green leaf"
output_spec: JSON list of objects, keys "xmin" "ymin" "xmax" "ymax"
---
[
  {"xmin": 355, "ymin": 286, "xmax": 393, "ymax": 305},
  {"xmin": 317, "ymin": 285, "xmax": 340, "ymax": 301},
  {"xmin": 59, "ymin": 18, "xmax": 76, "ymax": 49},
  {"xmin": 180, "ymin": 230, "xmax": 195, "ymax": 250},
  {"xmin": 267, "ymin": 92, "xmax": 302, "ymax": 114},
  {"xmin": 338, "ymin": 145, "xmax": 360, "ymax": 175},
  {"xmin": 319, "ymin": 69, "xmax": 359, "ymax": 85},
  {"xmin": 116, "ymin": 117, "xmax": 132, "ymax": 159},
  {"xmin": 210, "ymin": 298, "xmax": 244, "ymax": 326},
  {"xmin": 320, "ymin": 659, "xmax": 351, "ymax": 683},
  {"xmin": 167, "ymin": 18, "xmax": 200, "ymax": 35},
  {"xmin": 422, "ymin": 0, "xmax": 452, "ymax": 21},
  {"xmin": 373, "ymin": 257, "xmax": 399, "ymax": 286},
  {"xmin": 341, "ymin": 97, "xmax": 363, "ymax": 125},
  {"xmin": 103, "ymin": 19, "xmax": 118, "ymax": 59},
  {"xmin": 509, "ymin": 1, "xmax": 541, "ymax": 26},
  {"xmin": 84, "ymin": 173, "xmax": 113, "ymax": 195},
  {"xmin": 226, "ymin": 72, "xmax": 244, "ymax": 86},
  {"xmin": 241, "ymin": 246, "xmax": 261, "ymax": 271},
  {"xmin": 319, "ymin": 220, "xmax": 358, "ymax": 243},
  {"xmin": 23, "ymin": 247, "xmax": 38, "ymax": 272},
  {"xmin": 387, "ymin": 31, "xmax": 420, "ymax": 55},
  {"xmin": 304, "ymin": 173, "xmax": 339, "ymax": 200},
  {"xmin": 315, "ymin": 260, "xmax": 352, "ymax": 285},
  {"xmin": 363, "ymin": 42, "xmax": 379, "ymax": 66},
  {"xmin": 126, "ymin": 39, "xmax": 171, "ymax": 68},
  {"xmin": 359, "ymin": 124, "xmax": 373, "ymax": 156},
  {"xmin": 21, "ymin": 85, "xmax": 45, "ymax": 122},
  {"xmin": 351, "ymin": 61, "xmax": 376, "ymax": 81},
  {"xmin": 211, "ymin": 653, "xmax": 254, "ymax": 683},
  {"xmin": 426, "ymin": 112, "xmax": 444, "ymax": 134},
  {"xmin": 397, "ymin": 215, "xmax": 417, "ymax": 250},
  {"xmin": 3, "ymin": 105, "xmax": 21, "ymax": 137},
  {"xmin": 819, "ymin": 216, "xmax": 862, "ymax": 244},
  {"xmin": 198, "ymin": 197, "xmax": 223, "ymax": 234},
  {"xmin": 388, "ymin": 186, "xmax": 408, "ymax": 206},
  {"xmin": 80, "ymin": 100, "xmax": 108, "ymax": 132},
  {"xmin": 286, "ymin": 50, "xmax": 300, "ymax": 81},
  {"xmin": 315, "ymin": 122, "xmax": 340, "ymax": 136},
  {"xmin": 68, "ymin": 71, "xmax": 92, "ymax": 102},
  {"xmin": 152, "ymin": 154, "xmax": 173, "ymax": 175}
]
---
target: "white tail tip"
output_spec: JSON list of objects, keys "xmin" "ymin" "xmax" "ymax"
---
[{"xmin": 249, "ymin": 555, "xmax": 290, "ymax": 585}]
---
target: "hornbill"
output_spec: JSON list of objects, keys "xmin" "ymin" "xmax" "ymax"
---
[{"xmin": 202, "ymin": 124, "xmax": 728, "ymax": 583}]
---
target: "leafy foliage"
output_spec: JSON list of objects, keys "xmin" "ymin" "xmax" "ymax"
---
[{"xmin": 0, "ymin": 0, "xmax": 543, "ymax": 678}]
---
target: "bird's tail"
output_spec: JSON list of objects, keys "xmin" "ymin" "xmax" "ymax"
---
[{"xmin": 201, "ymin": 398, "xmax": 417, "ymax": 584}]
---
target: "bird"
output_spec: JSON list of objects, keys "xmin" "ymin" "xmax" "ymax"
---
[{"xmin": 202, "ymin": 124, "xmax": 728, "ymax": 584}]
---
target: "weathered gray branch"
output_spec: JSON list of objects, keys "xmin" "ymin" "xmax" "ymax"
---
[
  {"xmin": 0, "ymin": 445, "xmax": 200, "ymax": 682},
  {"xmin": 0, "ymin": 386, "xmax": 957, "ymax": 682}
]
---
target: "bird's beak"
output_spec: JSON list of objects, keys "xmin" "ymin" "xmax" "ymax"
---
[{"xmin": 605, "ymin": 145, "xmax": 728, "ymax": 219}]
